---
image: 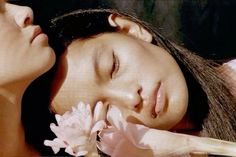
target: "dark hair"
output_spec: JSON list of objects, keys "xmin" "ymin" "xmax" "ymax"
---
[{"xmin": 50, "ymin": 9, "xmax": 236, "ymax": 142}]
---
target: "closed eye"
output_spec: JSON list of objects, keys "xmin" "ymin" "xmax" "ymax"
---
[{"xmin": 110, "ymin": 52, "xmax": 119, "ymax": 79}]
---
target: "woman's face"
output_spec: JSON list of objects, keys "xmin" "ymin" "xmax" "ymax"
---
[
  {"xmin": 0, "ymin": 2, "xmax": 55, "ymax": 85},
  {"xmin": 51, "ymin": 32, "xmax": 188, "ymax": 130}
]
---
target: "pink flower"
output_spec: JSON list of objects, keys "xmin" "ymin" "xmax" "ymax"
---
[
  {"xmin": 44, "ymin": 101, "xmax": 106, "ymax": 157},
  {"xmin": 44, "ymin": 103, "xmax": 236, "ymax": 157},
  {"xmin": 98, "ymin": 106, "xmax": 236, "ymax": 157},
  {"xmin": 97, "ymin": 106, "xmax": 151, "ymax": 157}
]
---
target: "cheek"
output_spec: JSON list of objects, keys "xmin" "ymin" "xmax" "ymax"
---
[
  {"xmin": 51, "ymin": 91, "xmax": 74, "ymax": 114},
  {"xmin": 164, "ymin": 74, "xmax": 189, "ymax": 128},
  {"xmin": 50, "ymin": 79, "xmax": 79, "ymax": 114}
]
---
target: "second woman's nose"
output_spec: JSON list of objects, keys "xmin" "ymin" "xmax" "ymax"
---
[
  {"xmin": 106, "ymin": 83, "xmax": 142, "ymax": 110},
  {"xmin": 6, "ymin": 3, "xmax": 33, "ymax": 28}
]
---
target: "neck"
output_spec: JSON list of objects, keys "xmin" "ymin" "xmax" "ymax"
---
[
  {"xmin": 0, "ymin": 81, "xmax": 38, "ymax": 156},
  {"xmin": 0, "ymin": 81, "xmax": 29, "ymax": 104}
]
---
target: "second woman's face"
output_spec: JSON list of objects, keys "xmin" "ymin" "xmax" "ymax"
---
[
  {"xmin": 0, "ymin": 2, "xmax": 55, "ymax": 85},
  {"xmin": 51, "ymin": 32, "xmax": 188, "ymax": 130}
]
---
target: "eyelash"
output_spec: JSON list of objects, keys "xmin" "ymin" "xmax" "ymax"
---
[{"xmin": 110, "ymin": 52, "xmax": 119, "ymax": 79}]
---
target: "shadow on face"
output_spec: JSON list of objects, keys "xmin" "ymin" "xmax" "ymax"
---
[{"xmin": 49, "ymin": 13, "xmax": 188, "ymax": 130}]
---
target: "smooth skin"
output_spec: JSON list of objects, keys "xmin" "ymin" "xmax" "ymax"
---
[
  {"xmin": 51, "ymin": 14, "xmax": 188, "ymax": 130},
  {"xmin": 0, "ymin": 1, "xmax": 55, "ymax": 156},
  {"xmin": 0, "ymin": 3, "xmax": 55, "ymax": 86}
]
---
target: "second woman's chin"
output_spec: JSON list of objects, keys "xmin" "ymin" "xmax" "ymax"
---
[{"xmin": 170, "ymin": 114, "xmax": 203, "ymax": 137}]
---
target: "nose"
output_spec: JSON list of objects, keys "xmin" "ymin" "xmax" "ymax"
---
[
  {"xmin": 15, "ymin": 6, "xmax": 33, "ymax": 28},
  {"xmin": 107, "ymin": 84, "xmax": 142, "ymax": 110},
  {"xmin": 7, "ymin": 4, "xmax": 34, "ymax": 28}
]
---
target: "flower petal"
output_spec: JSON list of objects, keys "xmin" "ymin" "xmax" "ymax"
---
[
  {"xmin": 55, "ymin": 114, "xmax": 62, "ymax": 123},
  {"xmin": 45, "ymin": 101, "xmax": 104, "ymax": 156},
  {"xmin": 65, "ymin": 146, "xmax": 76, "ymax": 156},
  {"xmin": 97, "ymin": 141, "xmax": 114, "ymax": 156},
  {"xmin": 75, "ymin": 150, "xmax": 88, "ymax": 156},
  {"xmin": 44, "ymin": 138, "xmax": 66, "ymax": 154},
  {"xmin": 73, "ymin": 136, "xmax": 88, "ymax": 146},
  {"xmin": 99, "ymin": 127, "xmax": 122, "ymax": 146},
  {"xmin": 91, "ymin": 120, "xmax": 106, "ymax": 134},
  {"xmin": 107, "ymin": 105, "xmax": 126, "ymax": 131},
  {"xmin": 93, "ymin": 101, "xmax": 107, "ymax": 122}
]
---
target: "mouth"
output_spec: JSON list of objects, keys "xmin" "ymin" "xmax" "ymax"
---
[
  {"xmin": 150, "ymin": 82, "xmax": 166, "ymax": 118},
  {"xmin": 30, "ymin": 26, "xmax": 43, "ymax": 43}
]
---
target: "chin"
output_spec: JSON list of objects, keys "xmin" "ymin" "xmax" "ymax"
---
[{"xmin": 39, "ymin": 52, "xmax": 56, "ymax": 74}]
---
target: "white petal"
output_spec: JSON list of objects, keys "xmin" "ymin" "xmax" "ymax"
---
[
  {"xmin": 107, "ymin": 106, "xmax": 126, "ymax": 130},
  {"xmin": 65, "ymin": 146, "xmax": 76, "ymax": 156},
  {"xmin": 77, "ymin": 102, "xmax": 86, "ymax": 114},
  {"xmin": 97, "ymin": 141, "xmax": 114, "ymax": 156},
  {"xmin": 51, "ymin": 147, "xmax": 60, "ymax": 154},
  {"xmin": 50, "ymin": 123, "xmax": 65, "ymax": 140},
  {"xmin": 44, "ymin": 138, "xmax": 66, "ymax": 154},
  {"xmin": 86, "ymin": 103, "xmax": 91, "ymax": 113},
  {"xmin": 84, "ymin": 117, "xmax": 92, "ymax": 132},
  {"xmin": 47, "ymin": 101, "xmax": 108, "ymax": 156},
  {"xmin": 123, "ymin": 123, "xmax": 149, "ymax": 149},
  {"xmin": 91, "ymin": 120, "xmax": 106, "ymax": 134},
  {"xmin": 99, "ymin": 128, "xmax": 123, "ymax": 146},
  {"xmin": 55, "ymin": 114, "xmax": 61, "ymax": 123},
  {"xmin": 73, "ymin": 136, "xmax": 88, "ymax": 146},
  {"xmin": 93, "ymin": 101, "xmax": 105, "ymax": 122},
  {"xmin": 44, "ymin": 138, "xmax": 66, "ymax": 147}
]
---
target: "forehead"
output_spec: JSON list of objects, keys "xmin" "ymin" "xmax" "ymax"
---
[{"xmin": 67, "ymin": 35, "xmax": 111, "ymax": 58}]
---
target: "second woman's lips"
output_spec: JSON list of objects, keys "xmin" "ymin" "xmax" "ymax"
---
[
  {"xmin": 150, "ymin": 82, "xmax": 165, "ymax": 118},
  {"xmin": 155, "ymin": 83, "xmax": 165, "ymax": 115}
]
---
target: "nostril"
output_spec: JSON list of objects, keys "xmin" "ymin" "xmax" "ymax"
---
[
  {"xmin": 9, "ymin": 4, "xmax": 34, "ymax": 28},
  {"xmin": 137, "ymin": 87, "xmax": 142, "ymax": 94},
  {"xmin": 24, "ymin": 17, "xmax": 31, "ymax": 26},
  {"xmin": 132, "ymin": 86, "xmax": 142, "ymax": 112},
  {"xmin": 134, "ymin": 103, "xmax": 142, "ymax": 112},
  {"xmin": 18, "ymin": 7, "xmax": 33, "ymax": 27},
  {"xmin": 15, "ymin": 13, "xmax": 32, "ymax": 28}
]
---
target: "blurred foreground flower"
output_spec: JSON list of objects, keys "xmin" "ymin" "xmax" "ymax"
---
[
  {"xmin": 44, "ymin": 101, "xmax": 106, "ymax": 157},
  {"xmin": 98, "ymin": 106, "xmax": 236, "ymax": 157},
  {"xmin": 44, "ymin": 102, "xmax": 236, "ymax": 157}
]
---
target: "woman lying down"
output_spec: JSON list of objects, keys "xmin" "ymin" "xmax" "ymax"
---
[{"xmin": 44, "ymin": 9, "xmax": 236, "ymax": 157}]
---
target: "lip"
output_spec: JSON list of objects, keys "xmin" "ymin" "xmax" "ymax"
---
[
  {"xmin": 150, "ymin": 82, "xmax": 165, "ymax": 118},
  {"xmin": 30, "ymin": 26, "xmax": 43, "ymax": 43}
]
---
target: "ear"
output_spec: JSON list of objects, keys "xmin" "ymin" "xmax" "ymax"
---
[{"xmin": 108, "ymin": 14, "xmax": 153, "ymax": 43}]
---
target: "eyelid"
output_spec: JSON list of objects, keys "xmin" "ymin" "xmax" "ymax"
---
[{"xmin": 111, "ymin": 52, "xmax": 120, "ymax": 79}]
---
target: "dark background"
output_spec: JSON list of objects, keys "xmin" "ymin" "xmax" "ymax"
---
[
  {"xmin": 9, "ymin": 0, "xmax": 236, "ymax": 60},
  {"xmin": 8, "ymin": 0, "xmax": 236, "ymax": 156}
]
